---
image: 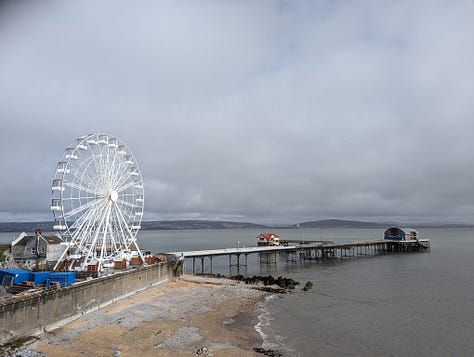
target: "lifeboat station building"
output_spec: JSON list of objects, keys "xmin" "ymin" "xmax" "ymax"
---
[{"xmin": 384, "ymin": 227, "xmax": 419, "ymax": 241}]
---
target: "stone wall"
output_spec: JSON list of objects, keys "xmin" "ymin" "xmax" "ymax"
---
[{"xmin": 0, "ymin": 260, "xmax": 181, "ymax": 348}]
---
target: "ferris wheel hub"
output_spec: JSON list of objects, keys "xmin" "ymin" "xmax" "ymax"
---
[{"xmin": 110, "ymin": 190, "xmax": 118, "ymax": 202}]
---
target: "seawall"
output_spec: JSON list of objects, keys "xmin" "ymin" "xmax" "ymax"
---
[{"xmin": 0, "ymin": 260, "xmax": 182, "ymax": 350}]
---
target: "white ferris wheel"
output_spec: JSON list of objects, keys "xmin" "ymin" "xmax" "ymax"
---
[{"xmin": 51, "ymin": 133, "xmax": 145, "ymax": 271}]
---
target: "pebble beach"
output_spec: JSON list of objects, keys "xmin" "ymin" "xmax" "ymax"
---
[{"xmin": 14, "ymin": 276, "xmax": 270, "ymax": 357}]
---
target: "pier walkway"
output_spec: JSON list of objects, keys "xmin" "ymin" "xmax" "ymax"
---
[{"xmin": 169, "ymin": 238, "xmax": 430, "ymax": 275}]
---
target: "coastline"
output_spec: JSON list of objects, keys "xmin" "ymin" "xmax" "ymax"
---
[{"xmin": 15, "ymin": 275, "xmax": 272, "ymax": 357}]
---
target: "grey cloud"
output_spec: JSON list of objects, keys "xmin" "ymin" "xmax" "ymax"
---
[{"xmin": 0, "ymin": 1, "xmax": 473, "ymax": 224}]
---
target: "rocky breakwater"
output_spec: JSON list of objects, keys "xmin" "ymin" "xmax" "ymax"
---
[{"xmin": 230, "ymin": 274, "xmax": 299, "ymax": 293}]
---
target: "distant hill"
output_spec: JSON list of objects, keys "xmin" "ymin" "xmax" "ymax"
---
[
  {"xmin": 0, "ymin": 221, "xmax": 54, "ymax": 233},
  {"xmin": 295, "ymin": 219, "xmax": 388, "ymax": 229},
  {"xmin": 410, "ymin": 223, "xmax": 474, "ymax": 229},
  {"xmin": 140, "ymin": 220, "xmax": 270, "ymax": 230},
  {"xmin": 295, "ymin": 219, "xmax": 474, "ymax": 229},
  {"xmin": 0, "ymin": 220, "xmax": 270, "ymax": 232},
  {"xmin": 0, "ymin": 219, "xmax": 473, "ymax": 233}
]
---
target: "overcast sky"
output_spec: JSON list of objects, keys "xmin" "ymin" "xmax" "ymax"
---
[{"xmin": 0, "ymin": 0, "xmax": 473, "ymax": 224}]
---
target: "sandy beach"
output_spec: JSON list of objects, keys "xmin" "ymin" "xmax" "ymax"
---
[{"xmin": 16, "ymin": 276, "xmax": 270, "ymax": 357}]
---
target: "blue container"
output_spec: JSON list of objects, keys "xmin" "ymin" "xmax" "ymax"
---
[
  {"xmin": 29, "ymin": 271, "xmax": 52, "ymax": 285},
  {"xmin": 384, "ymin": 234, "xmax": 404, "ymax": 241},
  {"xmin": 0, "ymin": 268, "xmax": 31, "ymax": 285},
  {"xmin": 46, "ymin": 272, "xmax": 76, "ymax": 288}
]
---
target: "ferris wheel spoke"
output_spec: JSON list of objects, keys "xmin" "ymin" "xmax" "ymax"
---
[
  {"xmin": 70, "ymin": 198, "xmax": 104, "ymax": 228},
  {"xmin": 114, "ymin": 201, "xmax": 136, "ymax": 243},
  {"xmin": 71, "ymin": 205, "xmax": 102, "ymax": 244},
  {"xmin": 64, "ymin": 180, "xmax": 96, "ymax": 194},
  {"xmin": 62, "ymin": 196, "xmax": 97, "ymax": 201},
  {"xmin": 112, "ymin": 161, "xmax": 129, "ymax": 189},
  {"xmin": 81, "ymin": 158, "xmax": 100, "ymax": 190},
  {"xmin": 111, "ymin": 204, "xmax": 130, "ymax": 246},
  {"xmin": 70, "ymin": 205, "xmax": 94, "ymax": 230},
  {"xmin": 63, "ymin": 199, "xmax": 98, "ymax": 220},
  {"xmin": 81, "ymin": 171, "xmax": 98, "ymax": 192},
  {"xmin": 114, "ymin": 171, "xmax": 134, "ymax": 190},
  {"xmin": 83, "ymin": 202, "xmax": 111, "ymax": 265},
  {"xmin": 115, "ymin": 179, "xmax": 139, "ymax": 193},
  {"xmin": 116, "ymin": 198, "xmax": 138, "ymax": 210},
  {"xmin": 70, "ymin": 193, "xmax": 108, "ymax": 245},
  {"xmin": 98, "ymin": 202, "xmax": 113, "ymax": 263}
]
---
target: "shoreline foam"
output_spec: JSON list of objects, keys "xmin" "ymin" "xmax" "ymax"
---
[{"xmin": 255, "ymin": 295, "xmax": 276, "ymax": 349}]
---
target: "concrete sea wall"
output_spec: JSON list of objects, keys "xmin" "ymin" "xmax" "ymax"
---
[{"xmin": 0, "ymin": 261, "xmax": 181, "ymax": 348}]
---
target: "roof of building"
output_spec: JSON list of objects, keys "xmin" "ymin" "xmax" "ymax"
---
[
  {"xmin": 13, "ymin": 235, "xmax": 63, "ymax": 246},
  {"xmin": 0, "ymin": 268, "xmax": 30, "ymax": 275},
  {"xmin": 384, "ymin": 227, "xmax": 418, "ymax": 234},
  {"xmin": 41, "ymin": 235, "xmax": 63, "ymax": 244},
  {"xmin": 257, "ymin": 233, "xmax": 280, "ymax": 240}
]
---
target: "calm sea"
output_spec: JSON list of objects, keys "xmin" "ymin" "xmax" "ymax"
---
[{"xmin": 1, "ymin": 228, "xmax": 473, "ymax": 356}]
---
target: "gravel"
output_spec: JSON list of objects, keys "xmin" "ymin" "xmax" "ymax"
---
[
  {"xmin": 154, "ymin": 326, "xmax": 203, "ymax": 349},
  {"xmin": 8, "ymin": 348, "xmax": 46, "ymax": 357},
  {"xmin": 11, "ymin": 276, "xmax": 267, "ymax": 355}
]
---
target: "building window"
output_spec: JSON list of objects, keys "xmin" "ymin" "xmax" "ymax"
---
[{"xmin": 31, "ymin": 247, "xmax": 36, "ymax": 254}]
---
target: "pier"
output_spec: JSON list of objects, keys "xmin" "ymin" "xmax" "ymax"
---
[{"xmin": 170, "ymin": 239, "xmax": 430, "ymax": 275}]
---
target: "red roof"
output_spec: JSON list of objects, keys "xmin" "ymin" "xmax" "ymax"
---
[{"xmin": 257, "ymin": 233, "xmax": 280, "ymax": 241}]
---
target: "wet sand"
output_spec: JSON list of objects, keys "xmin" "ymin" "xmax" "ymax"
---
[{"xmin": 23, "ymin": 276, "xmax": 268, "ymax": 357}]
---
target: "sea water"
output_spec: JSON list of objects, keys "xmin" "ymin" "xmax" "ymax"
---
[{"xmin": 1, "ymin": 228, "xmax": 473, "ymax": 356}]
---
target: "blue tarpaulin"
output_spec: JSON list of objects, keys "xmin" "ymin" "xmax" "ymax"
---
[
  {"xmin": 46, "ymin": 272, "xmax": 76, "ymax": 288},
  {"xmin": 29, "ymin": 271, "xmax": 52, "ymax": 285},
  {"xmin": 0, "ymin": 268, "xmax": 31, "ymax": 285}
]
